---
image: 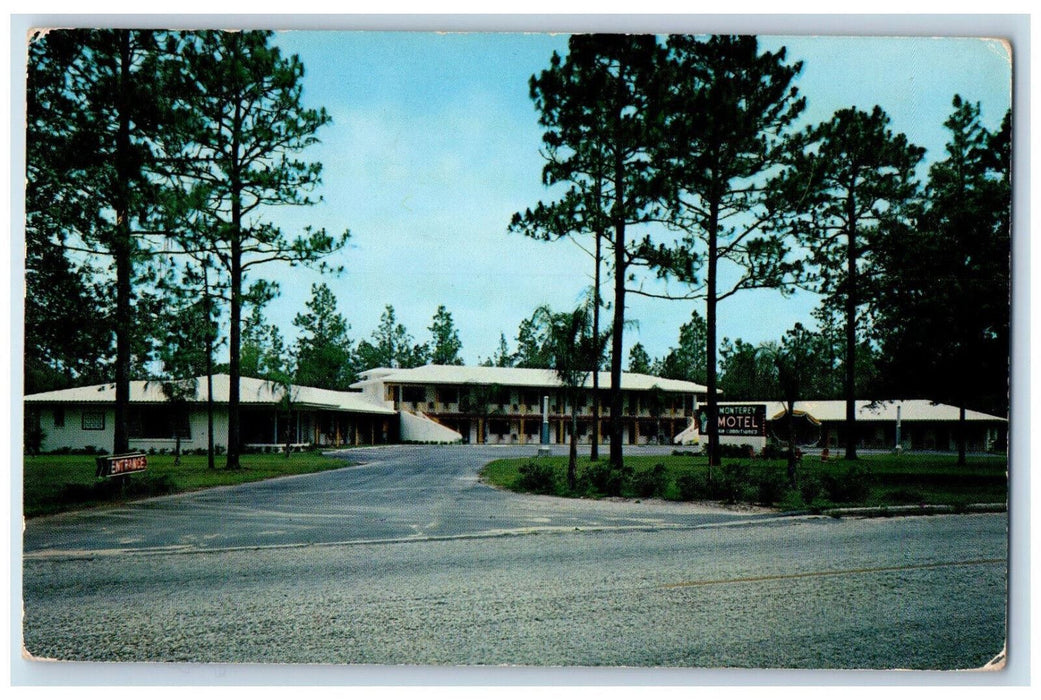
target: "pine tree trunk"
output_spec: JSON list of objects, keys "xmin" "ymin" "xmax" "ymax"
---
[
  {"xmin": 226, "ymin": 60, "xmax": 243, "ymax": 470},
  {"xmin": 591, "ymin": 230, "xmax": 602, "ymax": 461},
  {"xmin": 204, "ymin": 268, "xmax": 216, "ymax": 470},
  {"xmin": 706, "ymin": 202, "xmax": 720, "ymax": 469},
  {"xmin": 844, "ymin": 200, "xmax": 859, "ymax": 461},
  {"xmin": 112, "ymin": 29, "xmax": 133, "ymax": 456},
  {"xmin": 609, "ymin": 142, "xmax": 626, "ymax": 473}
]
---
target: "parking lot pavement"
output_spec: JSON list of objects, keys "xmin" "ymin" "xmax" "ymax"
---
[{"xmin": 22, "ymin": 445, "xmax": 769, "ymax": 558}]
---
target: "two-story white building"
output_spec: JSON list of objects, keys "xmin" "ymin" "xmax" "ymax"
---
[{"xmin": 350, "ymin": 364, "xmax": 708, "ymax": 445}]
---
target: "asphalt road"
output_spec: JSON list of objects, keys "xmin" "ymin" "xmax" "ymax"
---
[{"xmin": 20, "ymin": 445, "xmax": 1008, "ymax": 672}]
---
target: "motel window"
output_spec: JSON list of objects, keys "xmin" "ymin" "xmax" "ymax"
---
[
  {"xmin": 436, "ymin": 386, "xmax": 458, "ymax": 404},
  {"xmin": 489, "ymin": 419, "xmax": 509, "ymax": 436},
  {"xmin": 53, "ymin": 407, "xmax": 65, "ymax": 428},
  {"xmin": 128, "ymin": 406, "xmax": 191, "ymax": 440},
  {"xmin": 82, "ymin": 411, "xmax": 105, "ymax": 431},
  {"xmin": 402, "ymin": 386, "xmax": 426, "ymax": 404}
]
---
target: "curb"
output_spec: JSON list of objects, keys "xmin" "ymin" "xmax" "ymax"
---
[{"xmin": 819, "ymin": 503, "xmax": 1006, "ymax": 518}]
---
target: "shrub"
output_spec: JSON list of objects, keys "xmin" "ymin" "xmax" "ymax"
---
[
  {"xmin": 778, "ymin": 489, "xmax": 807, "ymax": 512},
  {"xmin": 799, "ymin": 475, "xmax": 823, "ymax": 505},
  {"xmin": 719, "ymin": 444, "xmax": 755, "ymax": 459},
  {"xmin": 582, "ymin": 461, "xmax": 632, "ymax": 497},
  {"xmin": 632, "ymin": 463, "xmax": 669, "ymax": 499},
  {"xmin": 141, "ymin": 473, "xmax": 177, "ymax": 497},
  {"xmin": 759, "ymin": 443, "xmax": 785, "ymax": 460},
  {"xmin": 822, "ymin": 464, "xmax": 873, "ymax": 504},
  {"xmin": 754, "ymin": 472, "xmax": 788, "ymax": 506},
  {"xmin": 25, "ymin": 423, "xmax": 45, "ymax": 456},
  {"xmin": 54, "ymin": 471, "xmax": 177, "ymax": 506},
  {"xmin": 719, "ymin": 462, "xmax": 751, "ymax": 503},
  {"xmin": 515, "ymin": 459, "xmax": 557, "ymax": 495},
  {"xmin": 676, "ymin": 467, "xmax": 751, "ymax": 503},
  {"xmin": 676, "ymin": 473, "xmax": 704, "ymax": 501}
]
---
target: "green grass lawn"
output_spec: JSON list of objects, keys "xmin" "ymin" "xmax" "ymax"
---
[
  {"xmin": 22, "ymin": 451, "xmax": 352, "ymax": 518},
  {"xmin": 481, "ymin": 451, "xmax": 1008, "ymax": 511}
]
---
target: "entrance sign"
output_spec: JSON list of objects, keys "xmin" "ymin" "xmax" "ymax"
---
[{"xmin": 95, "ymin": 453, "xmax": 148, "ymax": 478}]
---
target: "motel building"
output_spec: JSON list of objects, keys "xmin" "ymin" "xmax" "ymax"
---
[
  {"xmin": 23, "ymin": 364, "xmax": 1004, "ymax": 455},
  {"xmin": 675, "ymin": 400, "xmax": 1007, "ymax": 454},
  {"xmin": 350, "ymin": 365, "xmax": 708, "ymax": 445},
  {"xmin": 23, "ymin": 365, "xmax": 707, "ymax": 454},
  {"xmin": 23, "ymin": 374, "xmax": 399, "ymax": 455},
  {"xmin": 758, "ymin": 400, "xmax": 1007, "ymax": 454}
]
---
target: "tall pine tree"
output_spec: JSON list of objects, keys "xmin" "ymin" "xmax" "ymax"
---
[
  {"xmin": 874, "ymin": 98, "xmax": 1011, "ymax": 461},
  {"xmin": 645, "ymin": 35, "xmax": 805, "ymax": 466},
  {"xmin": 770, "ymin": 106, "xmax": 924, "ymax": 460},
  {"xmin": 174, "ymin": 31, "xmax": 348, "ymax": 468},
  {"xmin": 515, "ymin": 34, "xmax": 664, "ymax": 470},
  {"xmin": 26, "ymin": 29, "xmax": 181, "ymax": 452}
]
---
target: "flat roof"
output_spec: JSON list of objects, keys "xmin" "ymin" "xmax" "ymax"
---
[
  {"xmin": 352, "ymin": 364, "xmax": 709, "ymax": 394},
  {"xmin": 718, "ymin": 399, "xmax": 1006, "ymax": 423},
  {"xmin": 24, "ymin": 375, "xmax": 397, "ymax": 415}
]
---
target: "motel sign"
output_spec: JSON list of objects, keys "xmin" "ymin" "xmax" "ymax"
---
[{"xmin": 705, "ymin": 404, "xmax": 767, "ymax": 437}]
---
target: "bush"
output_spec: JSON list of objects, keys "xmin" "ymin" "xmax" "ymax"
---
[
  {"xmin": 719, "ymin": 462, "xmax": 751, "ymax": 503},
  {"xmin": 799, "ymin": 475, "xmax": 823, "ymax": 505},
  {"xmin": 632, "ymin": 463, "xmax": 669, "ymax": 499},
  {"xmin": 55, "ymin": 473, "xmax": 178, "ymax": 507},
  {"xmin": 515, "ymin": 459, "xmax": 557, "ymax": 495},
  {"xmin": 675, "ymin": 465, "xmax": 752, "ymax": 503},
  {"xmin": 719, "ymin": 444, "xmax": 756, "ymax": 459},
  {"xmin": 822, "ymin": 464, "xmax": 873, "ymax": 504},
  {"xmin": 25, "ymin": 423, "xmax": 45, "ymax": 456},
  {"xmin": 759, "ymin": 443, "xmax": 785, "ymax": 460},
  {"xmin": 676, "ymin": 473, "xmax": 705, "ymax": 501},
  {"xmin": 582, "ymin": 461, "xmax": 633, "ymax": 497},
  {"xmin": 754, "ymin": 472, "xmax": 788, "ymax": 506}
]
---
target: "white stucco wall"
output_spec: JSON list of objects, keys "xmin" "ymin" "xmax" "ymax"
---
[{"xmin": 35, "ymin": 405, "xmax": 231, "ymax": 454}]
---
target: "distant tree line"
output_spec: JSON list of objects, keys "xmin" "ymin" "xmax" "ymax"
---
[{"xmin": 238, "ymin": 291, "xmax": 465, "ymax": 390}]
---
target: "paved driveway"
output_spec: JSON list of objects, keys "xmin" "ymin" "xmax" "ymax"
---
[{"xmin": 23, "ymin": 445, "xmax": 771, "ymax": 557}]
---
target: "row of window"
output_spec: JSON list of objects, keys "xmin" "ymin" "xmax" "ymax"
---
[
  {"xmin": 53, "ymin": 407, "xmax": 106, "ymax": 431},
  {"xmin": 53, "ymin": 407, "xmax": 190, "ymax": 439},
  {"xmin": 390, "ymin": 385, "xmax": 697, "ymax": 412}
]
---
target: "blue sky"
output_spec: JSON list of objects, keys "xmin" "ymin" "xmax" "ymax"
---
[{"xmin": 239, "ymin": 31, "xmax": 1011, "ymax": 366}]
